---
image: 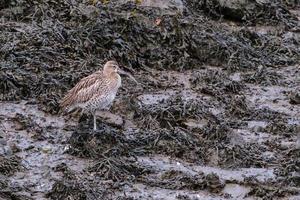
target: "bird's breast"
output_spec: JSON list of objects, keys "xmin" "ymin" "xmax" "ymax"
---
[{"xmin": 107, "ymin": 74, "xmax": 121, "ymax": 95}]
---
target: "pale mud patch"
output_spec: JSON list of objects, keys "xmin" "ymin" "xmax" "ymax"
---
[
  {"xmin": 0, "ymin": 101, "xmax": 89, "ymax": 199},
  {"xmin": 137, "ymin": 91, "xmax": 175, "ymax": 105},
  {"xmin": 223, "ymin": 184, "xmax": 251, "ymax": 199},
  {"xmin": 122, "ymin": 183, "xmax": 223, "ymax": 200},
  {"xmin": 246, "ymin": 85, "xmax": 299, "ymax": 117},
  {"xmin": 121, "ymin": 0, "xmax": 184, "ymax": 10},
  {"xmin": 135, "ymin": 155, "xmax": 275, "ymax": 199},
  {"xmin": 95, "ymin": 111, "xmax": 124, "ymax": 127},
  {"xmin": 138, "ymin": 155, "xmax": 276, "ymax": 183}
]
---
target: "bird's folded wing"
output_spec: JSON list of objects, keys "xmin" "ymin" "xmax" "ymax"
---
[{"xmin": 60, "ymin": 71, "xmax": 106, "ymax": 109}]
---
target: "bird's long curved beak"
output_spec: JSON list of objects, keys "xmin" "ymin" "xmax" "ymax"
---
[{"xmin": 119, "ymin": 69, "xmax": 138, "ymax": 84}]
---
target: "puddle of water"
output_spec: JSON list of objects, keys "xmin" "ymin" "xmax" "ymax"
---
[{"xmin": 222, "ymin": 184, "xmax": 250, "ymax": 199}]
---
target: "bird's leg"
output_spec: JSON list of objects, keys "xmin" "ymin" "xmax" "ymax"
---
[{"xmin": 93, "ymin": 112, "xmax": 97, "ymax": 131}]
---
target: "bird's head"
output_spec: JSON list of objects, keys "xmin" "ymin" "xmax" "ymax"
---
[
  {"xmin": 103, "ymin": 60, "xmax": 120, "ymax": 75},
  {"xmin": 103, "ymin": 60, "xmax": 138, "ymax": 84}
]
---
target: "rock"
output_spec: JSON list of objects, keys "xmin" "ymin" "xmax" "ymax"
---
[
  {"xmin": 96, "ymin": 111, "xmax": 124, "ymax": 127},
  {"xmin": 10, "ymin": 143, "xmax": 21, "ymax": 153},
  {"xmin": 42, "ymin": 146, "xmax": 52, "ymax": 154},
  {"xmin": 289, "ymin": 92, "xmax": 300, "ymax": 105},
  {"xmin": 3, "ymin": 146, "xmax": 13, "ymax": 156},
  {"xmin": 0, "ymin": 138, "xmax": 7, "ymax": 146}
]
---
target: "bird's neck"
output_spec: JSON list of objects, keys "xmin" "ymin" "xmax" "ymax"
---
[
  {"xmin": 103, "ymin": 71, "xmax": 120, "ymax": 83},
  {"xmin": 105, "ymin": 72, "xmax": 121, "ymax": 88},
  {"xmin": 104, "ymin": 71, "xmax": 117, "ymax": 78}
]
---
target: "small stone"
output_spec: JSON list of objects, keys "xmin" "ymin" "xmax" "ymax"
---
[
  {"xmin": 96, "ymin": 111, "xmax": 124, "ymax": 127},
  {"xmin": 0, "ymin": 139, "xmax": 7, "ymax": 146},
  {"xmin": 14, "ymin": 121, "xmax": 26, "ymax": 131},
  {"xmin": 3, "ymin": 146, "xmax": 13, "ymax": 156},
  {"xmin": 289, "ymin": 92, "xmax": 300, "ymax": 105},
  {"xmin": 9, "ymin": 142, "xmax": 21, "ymax": 153},
  {"xmin": 63, "ymin": 145, "xmax": 70, "ymax": 152},
  {"xmin": 42, "ymin": 146, "xmax": 52, "ymax": 153}
]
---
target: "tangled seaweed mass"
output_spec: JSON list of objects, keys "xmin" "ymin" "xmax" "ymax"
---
[{"xmin": 0, "ymin": 0, "xmax": 300, "ymax": 199}]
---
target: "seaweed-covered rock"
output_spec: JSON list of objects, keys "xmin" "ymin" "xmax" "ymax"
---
[
  {"xmin": 0, "ymin": 155, "xmax": 21, "ymax": 175},
  {"xmin": 47, "ymin": 180, "xmax": 87, "ymax": 200},
  {"xmin": 185, "ymin": 0, "xmax": 299, "ymax": 28},
  {"xmin": 290, "ymin": 91, "xmax": 300, "ymax": 104},
  {"xmin": 87, "ymin": 156, "xmax": 150, "ymax": 181},
  {"xmin": 67, "ymin": 124, "xmax": 129, "ymax": 158},
  {"xmin": 0, "ymin": 0, "xmax": 299, "ymax": 113}
]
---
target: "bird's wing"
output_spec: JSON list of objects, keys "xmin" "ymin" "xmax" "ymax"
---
[{"xmin": 60, "ymin": 71, "xmax": 106, "ymax": 110}]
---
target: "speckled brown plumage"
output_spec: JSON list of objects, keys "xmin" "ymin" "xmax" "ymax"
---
[{"xmin": 60, "ymin": 60, "xmax": 126, "ymax": 131}]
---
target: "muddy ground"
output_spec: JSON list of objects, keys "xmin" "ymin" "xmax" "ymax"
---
[{"xmin": 0, "ymin": 0, "xmax": 300, "ymax": 199}]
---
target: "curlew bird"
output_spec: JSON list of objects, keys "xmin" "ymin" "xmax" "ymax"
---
[{"xmin": 60, "ymin": 60, "xmax": 137, "ymax": 131}]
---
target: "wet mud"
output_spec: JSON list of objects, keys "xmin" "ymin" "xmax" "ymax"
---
[{"xmin": 0, "ymin": 0, "xmax": 300, "ymax": 199}]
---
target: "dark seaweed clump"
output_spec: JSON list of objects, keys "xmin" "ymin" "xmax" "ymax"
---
[
  {"xmin": 68, "ymin": 119, "xmax": 210, "ymax": 163},
  {"xmin": 243, "ymin": 66, "xmax": 282, "ymax": 86},
  {"xmin": 142, "ymin": 170, "xmax": 224, "ymax": 193},
  {"xmin": 46, "ymin": 179, "xmax": 111, "ymax": 200},
  {"xmin": 48, "ymin": 162, "xmax": 114, "ymax": 200},
  {"xmin": 0, "ymin": 191, "xmax": 33, "ymax": 200},
  {"xmin": 219, "ymin": 143, "xmax": 268, "ymax": 168},
  {"xmin": 275, "ymin": 148, "xmax": 300, "ymax": 187},
  {"xmin": 247, "ymin": 185, "xmax": 299, "ymax": 200},
  {"xmin": 87, "ymin": 156, "xmax": 149, "ymax": 182},
  {"xmin": 134, "ymin": 95, "xmax": 210, "ymax": 129},
  {"xmin": 67, "ymin": 124, "xmax": 130, "ymax": 158},
  {"xmin": 0, "ymin": 155, "xmax": 21, "ymax": 175},
  {"xmin": 186, "ymin": 0, "xmax": 299, "ymax": 28},
  {"xmin": 191, "ymin": 69, "xmax": 245, "ymax": 96},
  {"xmin": 262, "ymin": 119, "xmax": 300, "ymax": 136},
  {"xmin": 47, "ymin": 180, "xmax": 87, "ymax": 200}
]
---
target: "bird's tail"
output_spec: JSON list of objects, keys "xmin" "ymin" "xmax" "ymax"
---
[
  {"xmin": 58, "ymin": 98, "xmax": 71, "ymax": 116},
  {"xmin": 58, "ymin": 105, "xmax": 82, "ymax": 119},
  {"xmin": 59, "ymin": 93, "xmax": 76, "ymax": 114}
]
